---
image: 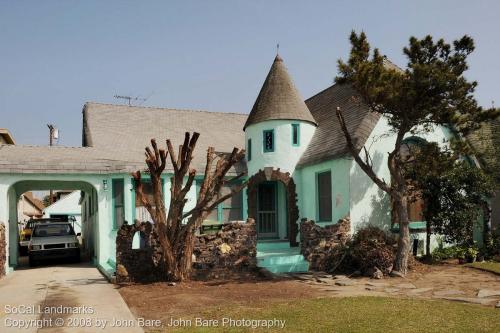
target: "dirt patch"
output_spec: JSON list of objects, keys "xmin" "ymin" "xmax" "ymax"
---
[
  {"xmin": 119, "ymin": 263, "xmax": 500, "ymax": 328},
  {"xmin": 119, "ymin": 276, "xmax": 322, "ymax": 322}
]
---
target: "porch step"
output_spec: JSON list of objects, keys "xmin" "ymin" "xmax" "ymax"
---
[
  {"xmin": 257, "ymin": 241, "xmax": 294, "ymax": 251},
  {"xmin": 256, "ymin": 242, "xmax": 309, "ymax": 274}
]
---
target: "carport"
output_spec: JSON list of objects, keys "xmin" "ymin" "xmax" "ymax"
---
[{"xmin": 0, "ymin": 144, "xmax": 139, "ymax": 278}]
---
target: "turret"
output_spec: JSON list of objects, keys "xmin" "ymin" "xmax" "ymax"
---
[{"xmin": 244, "ymin": 55, "xmax": 317, "ymax": 176}]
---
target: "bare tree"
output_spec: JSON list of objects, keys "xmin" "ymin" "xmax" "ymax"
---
[{"xmin": 132, "ymin": 132, "xmax": 246, "ymax": 281}]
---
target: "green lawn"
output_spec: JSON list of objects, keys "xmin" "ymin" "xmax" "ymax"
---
[
  {"xmin": 466, "ymin": 261, "xmax": 500, "ymax": 275},
  {"xmin": 169, "ymin": 297, "xmax": 500, "ymax": 333}
]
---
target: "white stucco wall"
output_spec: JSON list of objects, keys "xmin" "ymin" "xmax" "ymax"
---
[
  {"xmin": 245, "ymin": 120, "xmax": 316, "ymax": 177},
  {"xmin": 349, "ymin": 116, "xmax": 452, "ymax": 232},
  {"xmin": 349, "ymin": 116, "xmax": 454, "ymax": 252}
]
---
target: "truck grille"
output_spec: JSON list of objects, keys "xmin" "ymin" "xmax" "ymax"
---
[{"xmin": 44, "ymin": 243, "xmax": 66, "ymax": 249}]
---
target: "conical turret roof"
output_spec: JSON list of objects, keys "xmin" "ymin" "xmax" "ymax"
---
[{"xmin": 244, "ymin": 55, "xmax": 317, "ymax": 129}]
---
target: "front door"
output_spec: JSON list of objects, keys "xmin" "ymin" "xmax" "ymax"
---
[{"xmin": 257, "ymin": 182, "xmax": 278, "ymax": 238}]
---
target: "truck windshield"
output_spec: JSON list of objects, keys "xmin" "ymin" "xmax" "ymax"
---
[{"xmin": 33, "ymin": 224, "xmax": 75, "ymax": 237}]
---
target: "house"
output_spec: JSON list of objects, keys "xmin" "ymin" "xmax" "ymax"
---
[
  {"xmin": 17, "ymin": 192, "xmax": 44, "ymax": 222},
  {"xmin": 42, "ymin": 191, "xmax": 82, "ymax": 234},
  {"xmin": 0, "ymin": 54, "xmax": 474, "ymax": 276}
]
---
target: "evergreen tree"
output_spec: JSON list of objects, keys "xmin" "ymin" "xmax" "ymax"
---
[{"xmin": 335, "ymin": 31, "xmax": 499, "ymax": 275}]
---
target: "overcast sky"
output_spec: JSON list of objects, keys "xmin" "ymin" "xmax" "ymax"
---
[{"xmin": 1, "ymin": 0, "xmax": 499, "ymax": 146}]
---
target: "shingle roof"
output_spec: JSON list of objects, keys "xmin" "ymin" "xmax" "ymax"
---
[
  {"xmin": 0, "ymin": 145, "xmax": 139, "ymax": 174},
  {"xmin": 298, "ymin": 83, "xmax": 381, "ymax": 168},
  {"xmin": 466, "ymin": 118, "xmax": 500, "ymax": 182},
  {"xmin": 82, "ymin": 103, "xmax": 248, "ymax": 174},
  {"xmin": 243, "ymin": 55, "xmax": 317, "ymax": 129}
]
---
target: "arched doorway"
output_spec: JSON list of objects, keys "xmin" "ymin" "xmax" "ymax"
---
[
  {"xmin": 247, "ymin": 168, "xmax": 299, "ymax": 247},
  {"xmin": 4, "ymin": 179, "xmax": 99, "ymax": 268}
]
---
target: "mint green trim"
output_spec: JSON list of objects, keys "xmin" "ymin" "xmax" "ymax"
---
[
  {"xmin": 291, "ymin": 123, "xmax": 300, "ymax": 146},
  {"xmin": 131, "ymin": 179, "xmax": 136, "ymax": 222},
  {"xmin": 263, "ymin": 129, "xmax": 274, "ymax": 153},
  {"xmin": 247, "ymin": 138, "xmax": 252, "ymax": 161},
  {"xmin": 111, "ymin": 178, "xmax": 124, "ymax": 230},
  {"xmin": 391, "ymin": 221, "xmax": 427, "ymax": 232}
]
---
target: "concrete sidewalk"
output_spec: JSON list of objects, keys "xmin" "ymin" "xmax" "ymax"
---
[{"xmin": 0, "ymin": 262, "xmax": 143, "ymax": 333}]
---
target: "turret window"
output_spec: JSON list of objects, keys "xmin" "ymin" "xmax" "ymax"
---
[
  {"xmin": 292, "ymin": 124, "xmax": 300, "ymax": 146},
  {"xmin": 263, "ymin": 130, "xmax": 274, "ymax": 152}
]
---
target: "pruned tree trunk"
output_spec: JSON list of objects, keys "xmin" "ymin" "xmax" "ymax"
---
[{"xmin": 132, "ymin": 132, "xmax": 246, "ymax": 281}]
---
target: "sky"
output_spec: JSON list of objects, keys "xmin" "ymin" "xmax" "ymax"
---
[{"xmin": 1, "ymin": 0, "xmax": 499, "ymax": 147}]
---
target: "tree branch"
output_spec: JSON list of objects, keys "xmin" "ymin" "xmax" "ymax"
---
[{"xmin": 336, "ymin": 106, "xmax": 391, "ymax": 193}]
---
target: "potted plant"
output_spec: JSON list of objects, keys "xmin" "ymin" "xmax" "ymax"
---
[{"xmin": 465, "ymin": 246, "xmax": 478, "ymax": 263}]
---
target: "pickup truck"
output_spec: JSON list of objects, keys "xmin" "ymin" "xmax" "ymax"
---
[{"xmin": 28, "ymin": 222, "xmax": 80, "ymax": 266}]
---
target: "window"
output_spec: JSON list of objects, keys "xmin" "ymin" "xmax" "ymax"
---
[
  {"xmin": 263, "ymin": 130, "xmax": 274, "ymax": 152},
  {"xmin": 400, "ymin": 138, "xmax": 426, "ymax": 222},
  {"xmin": 247, "ymin": 138, "xmax": 252, "ymax": 161},
  {"xmin": 134, "ymin": 179, "xmax": 158, "ymax": 222},
  {"xmin": 197, "ymin": 180, "xmax": 243, "ymax": 223},
  {"xmin": 317, "ymin": 171, "xmax": 332, "ymax": 221},
  {"xmin": 292, "ymin": 124, "xmax": 300, "ymax": 146},
  {"xmin": 112, "ymin": 179, "xmax": 125, "ymax": 229},
  {"xmin": 221, "ymin": 184, "xmax": 243, "ymax": 222},
  {"xmin": 408, "ymin": 196, "xmax": 424, "ymax": 222}
]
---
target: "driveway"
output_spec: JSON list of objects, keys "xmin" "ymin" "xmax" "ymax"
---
[{"xmin": 0, "ymin": 262, "xmax": 143, "ymax": 333}]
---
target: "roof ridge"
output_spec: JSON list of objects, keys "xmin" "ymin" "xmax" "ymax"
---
[
  {"xmin": 305, "ymin": 83, "xmax": 338, "ymax": 103},
  {"xmin": 84, "ymin": 101, "xmax": 248, "ymax": 117}
]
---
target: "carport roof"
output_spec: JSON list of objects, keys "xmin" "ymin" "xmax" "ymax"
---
[{"xmin": 0, "ymin": 145, "xmax": 144, "ymax": 174}]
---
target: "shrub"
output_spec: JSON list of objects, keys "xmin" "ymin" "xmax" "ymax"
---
[{"xmin": 326, "ymin": 226, "xmax": 397, "ymax": 276}]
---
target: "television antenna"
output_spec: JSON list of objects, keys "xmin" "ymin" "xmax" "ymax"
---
[{"xmin": 114, "ymin": 94, "xmax": 148, "ymax": 106}]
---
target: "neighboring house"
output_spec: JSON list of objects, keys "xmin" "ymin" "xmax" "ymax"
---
[
  {"xmin": 43, "ymin": 191, "xmax": 82, "ymax": 234},
  {"xmin": 0, "ymin": 129, "xmax": 15, "ymax": 145},
  {"xmin": 467, "ymin": 119, "xmax": 500, "ymax": 235},
  {"xmin": 17, "ymin": 192, "xmax": 44, "ymax": 222},
  {"xmin": 0, "ymin": 54, "xmax": 475, "ymax": 276}
]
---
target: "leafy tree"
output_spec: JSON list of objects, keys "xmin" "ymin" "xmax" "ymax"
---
[
  {"xmin": 133, "ymin": 132, "xmax": 246, "ymax": 281},
  {"xmin": 405, "ymin": 142, "xmax": 494, "ymax": 255},
  {"xmin": 335, "ymin": 31, "xmax": 499, "ymax": 275}
]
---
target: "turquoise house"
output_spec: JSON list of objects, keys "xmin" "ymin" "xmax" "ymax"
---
[{"xmin": 0, "ymin": 54, "xmax": 466, "ymax": 276}]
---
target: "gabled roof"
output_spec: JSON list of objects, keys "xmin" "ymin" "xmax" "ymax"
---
[
  {"xmin": 466, "ymin": 118, "xmax": 500, "ymax": 182},
  {"xmin": 82, "ymin": 103, "xmax": 248, "ymax": 174},
  {"xmin": 298, "ymin": 83, "xmax": 381, "ymax": 168},
  {"xmin": 244, "ymin": 55, "xmax": 317, "ymax": 129}
]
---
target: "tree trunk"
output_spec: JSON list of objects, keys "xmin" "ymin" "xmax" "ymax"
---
[{"xmin": 392, "ymin": 194, "xmax": 411, "ymax": 275}]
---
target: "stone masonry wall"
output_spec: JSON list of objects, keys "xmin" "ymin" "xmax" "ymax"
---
[
  {"xmin": 116, "ymin": 219, "xmax": 257, "ymax": 283},
  {"xmin": 115, "ymin": 221, "xmax": 166, "ymax": 283},
  {"xmin": 300, "ymin": 217, "xmax": 351, "ymax": 271},
  {"xmin": 0, "ymin": 223, "xmax": 6, "ymax": 278}
]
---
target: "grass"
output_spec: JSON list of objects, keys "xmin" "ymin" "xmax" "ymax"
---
[
  {"xmin": 466, "ymin": 261, "xmax": 500, "ymax": 275},
  {"xmin": 167, "ymin": 297, "xmax": 500, "ymax": 333}
]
